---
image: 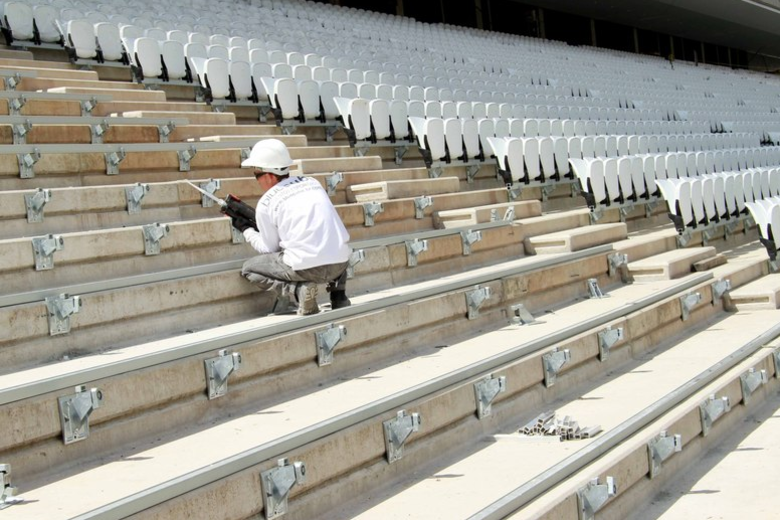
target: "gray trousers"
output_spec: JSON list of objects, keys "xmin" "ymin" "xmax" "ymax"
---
[{"xmin": 241, "ymin": 252, "xmax": 348, "ymax": 297}]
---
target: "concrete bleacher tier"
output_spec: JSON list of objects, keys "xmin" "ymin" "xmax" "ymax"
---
[{"xmin": 1, "ymin": 0, "xmax": 780, "ymax": 518}]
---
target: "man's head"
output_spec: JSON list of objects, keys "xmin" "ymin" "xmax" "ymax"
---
[{"xmin": 241, "ymin": 139, "xmax": 294, "ymax": 189}]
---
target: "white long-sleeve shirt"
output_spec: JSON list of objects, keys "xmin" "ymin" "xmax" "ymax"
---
[{"xmin": 242, "ymin": 176, "xmax": 351, "ymax": 270}]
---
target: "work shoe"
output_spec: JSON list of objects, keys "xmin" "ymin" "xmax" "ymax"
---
[
  {"xmin": 330, "ymin": 290, "xmax": 351, "ymax": 310},
  {"xmin": 295, "ymin": 282, "xmax": 319, "ymax": 316}
]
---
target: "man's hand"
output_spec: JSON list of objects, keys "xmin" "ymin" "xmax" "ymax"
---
[{"xmin": 231, "ymin": 214, "xmax": 254, "ymax": 232}]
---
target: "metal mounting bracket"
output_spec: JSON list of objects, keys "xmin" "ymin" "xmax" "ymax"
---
[
  {"xmin": 598, "ymin": 326, "xmax": 623, "ymax": 361},
  {"xmin": 324, "ymin": 124, "xmax": 338, "ymax": 142},
  {"xmin": 577, "ymin": 476, "xmax": 617, "ymax": 520},
  {"xmin": 260, "ymin": 458, "xmax": 307, "ymax": 520},
  {"xmin": 618, "ymin": 204, "xmax": 633, "ymax": 222},
  {"xmin": 644, "ymin": 200, "xmax": 659, "ymax": 218},
  {"xmin": 466, "ymin": 285, "xmax": 491, "ymax": 320},
  {"xmin": 676, "ymin": 228, "xmax": 693, "ymax": 248},
  {"xmin": 541, "ymin": 183, "xmax": 556, "ymax": 202},
  {"xmin": 466, "ymin": 164, "xmax": 480, "ymax": 183},
  {"xmin": 12, "ymin": 119, "xmax": 32, "ymax": 144},
  {"xmin": 587, "ymin": 278, "xmax": 605, "ymax": 299},
  {"xmin": 428, "ymin": 165, "xmax": 443, "ymax": 179},
  {"xmin": 699, "ymin": 395, "xmax": 730, "ymax": 436},
  {"xmin": 589, "ymin": 206, "xmax": 605, "ymax": 224},
  {"xmin": 413, "ymin": 195, "xmax": 432, "ymax": 219},
  {"xmin": 740, "ymin": 368, "xmax": 768, "ymax": 406},
  {"xmin": 507, "ymin": 185, "xmax": 522, "ymax": 201},
  {"xmin": 17, "ymin": 147, "xmax": 40, "ymax": 178},
  {"xmin": 198, "ymin": 179, "xmax": 221, "ymax": 208},
  {"xmin": 315, "ymin": 323, "xmax": 347, "ymax": 366},
  {"xmin": 0, "ymin": 464, "xmax": 18, "ymax": 510},
  {"xmin": 346, "ymin": 249, "xmax": 365, "ymax": 279},
  {"xmin": 543, "ymin": 347, "xmax": 571, "ymax": 387},
  {"xmin": 701, "ymin": 227, "xmax": 717, "ymax": 245},
  {"xmin": 460, "ymin": 229, "xmax": 482, "ymax": 256},
  {"xmin": 177, "ymin": 145, "xmax": 198, "ymax": 171},
  {"xmin": 204, "ymin": 349, "xmax": 242, "ymax": 399},
  {"xmin": 405, "ymin": 238, "xmax": 429, "ymax": 267},
  {"xmin": 25, "ymin": 188, "xmax": 51, "ymax": 222},
  {"xmin": 510, "ymin": 303, "xmax": 536, "ymax": 326},
  {"xmin": 608, "ymin": 252, "xmax": 631, "ymax": 283},
  {"xmin": 58, "ymin": 385, "xmax": 103, "ymax": 444},
  {"xmin": 353, "ymin": 143, "xmax": 369, "ymax": 157},
  {"xmin": 157, "ymin": 121, "xmax": 176, "ymax": 143},
  {"xmin": 230, "ymin": 226, "xmax": 245, "ymax": 244},
  {"xmin": 90, "ymin": 120, "xmax": 110, "ymax": 144},
  {"xmin": 491, "ymin": 206, "xmax": 516, "ymax": 223},
  {"xmin": 7, "ymin": 94, "xmax": 25, "ymax": 115},
  {"xmin": 680, "ymin": 292, "xmax": 702, "ymax": 321},
  {"xmin": 325, "ymin": 171, "xmax": 343, "ymax": 196},
  {"xmin": 80, "ymin": 97, "xmax": 98, "ymax": 116},
  {"xmin": 142, "ymin": 223, "xmax": 170, "ymax": 255},
  {"xmin": 711, "ymin": 279, "xmax": 735, "ymax": 311},
  {"xmin": 104, "ymin": 147, "xmax": 126, "ymax": 175},
  {"xmin": 383, "ymin": 410, "xmax": 421, "ymax": 463},
  {"xmin": 647, "ymin": 431, "xmax": 682, "ymax": 479},
  {"xmin": 125, "ymin": 183, "xmax": 150, "ymax": 214},
  {"xmin": 393, "ymin": 145, "xmax": 408, "ymax": 165},
  {"xmin": 473, "ymin": 374, "xmax": 506, "ymax": 418},
  {"xmin": 240, "ymin": 147, "xmax": 250, "ymax": 163},
  {"xmin": 45, "ymin": 293, "xmax": 81, "ymax": 336},
  {"xmin": 362, "ymin": 201, "xmax": 383, "ymax": 227},
  {"xmin": 32, "ymin": 234, "xmax": 63, "ymax": 270},
  {"xmin": 4, "ymin": 72, "xmax": 21, "ymax": 90}
]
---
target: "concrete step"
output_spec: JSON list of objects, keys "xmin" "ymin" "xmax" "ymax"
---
[
  {"xmin": 0, "ymin": 122, "xmax": 173, "ymax": 145},
  {"xmin": 193, "ymin": 134, "xmax": 306, "ymax": 147},
  {"xmin": 729, "ymin": 273, "xmax": 780, "ymax": 309},
  {"xmin": 0, "ymin": 98, "xmax": 85, "ymax": 117},
  {"xmin": 18, "ymin": 77, "xmax": 139, "ymax": 91},
  {"xmin": 307, "ymin": 167, "xmax": 431, "ymax": 205},
  {"xmin": 0, "ymin": 65, "xmax": 96, "ymax": 80},
  {"xmin": 47, "ymin": 86, "xmax": 167, "ymax": 102},
  {"xmin": 434, "ymin": 200, "xmax": 543, "ymax": 229},
  {"xmin": 172, "ymin": 124, "xmax": 281, "ymax": 141},
  {"xmin": 348, "ymin": 177, "xmax": 461, "ymax": 203},
  {"xmin": 0, "ymin": 57, "xmax": 72, "ymax": 69},
  {"xmin": 0, "ymin": 267, "xmax": 744, "ymax": 519},
  {"xmin": 525, "ymin": 222, "xmax": 628, "ymax": 255},
  {"xmin": 115, "ymin": 109, "xmax": 235, "ymax": 125},
  {"xmin": 297, "ymin": 155, "xmax": 383, "ymax": 174},
  {"xmin": 97, "ymin": 101, "xmax": 214, "ymax": 116},
  {"xmin": 0, "ymin": 49, "xmax": 34, "ymax": 61},
  {"xmin": 628, "ymin": 247, "xmax": 718, "ymax": 280}
]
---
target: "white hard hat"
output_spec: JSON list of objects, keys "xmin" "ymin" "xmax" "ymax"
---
[{"xmin": 241, "ymin": 138, "xmax": 294, "ymax": 175}]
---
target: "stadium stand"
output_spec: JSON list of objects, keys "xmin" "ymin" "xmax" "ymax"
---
[{"xmin": 1, "ymin": 0, "xmax": 780, "ymax": 519}]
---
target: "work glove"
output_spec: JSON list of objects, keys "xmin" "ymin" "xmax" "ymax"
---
[{"xmin": 231, "ymin": 214, "xmax": 254, "ymax": 233}]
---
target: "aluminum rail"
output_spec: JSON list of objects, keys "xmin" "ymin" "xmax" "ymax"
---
[
  {"xmin": 468, "ymin": 321, "xmax": 780, "ymax": 520},
  {"xmin": 69, "ymin": 269, "xmax": 714, "ymax": 520},
  {"xmin": 0, "ymin": 91, "xmax": 112, "ymax": 102},
  {"xmin": 0, "ymin": 140, "xmax": 264, "ymax": 153},
  {"xmin": 0, "ymin": 220, "xmax": 512, "ymax": 309},
  {"xmin": 0, "ymin": 242, "xmax": 613, "ymax": 406},
  {"xmin": 0, "ymin": 115, "xmax": 190, "ymax": 126}
]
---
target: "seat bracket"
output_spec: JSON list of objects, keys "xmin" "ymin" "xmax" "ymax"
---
[
  {"xmin": 32, "ymin": 233, "xmax": 63, "ymax": 270},
  {"xmin": 740, "ymin": 368, "xmax": 768, "ymax": 406},
  {"xmin": 45, "ymin": 293, "xmax": 81, "ymax": 336},
  {"xmin": 460, "ymin": 229, "xmax": 482, "ymax": 256},
  {"xmin": 198, "ymin": 179, "xmax": 221, "ymax": 208},
  {"xmin": 587, "ymin": 278, "xmax": 605, "ymax": 299},
  {"xmin": 346, "ymin": 249, "xmax": 365, "ymax": 279},
  {"xmin": 413, "ymin": 195, "xmax": 432, "ymax": 219},
  {"xmin": 325, "ymin": 171, "xmax": 343, "ymax": 196},
  {"xmin": 7, "ymin": 94, "xmax": 26, "ymax": 115},
  {"xmin": 647, "ymin": 431, "xmax": 682, "ymax": 479},
  {"xmin": 543, "ymin": 347, "xmax": 571, "ymax": 387},
  {"xmin": 0, "ymin": 464, "xmax": 18, "ymax": 510},
  {"xmin": 405, "ymin": 238, "xmax": 428, "ymax": 267},
  {"xmin": 473, "ymin": 374, "xmax": 506, "ymax": 418},
  {"xmin": 204, "ymin": 349, "xmax": 242, "ymax": 399},
  {"xmin": 17, "ymin": 148, "xmax": 40, "ymax": 178},
  {"xmin": 699, "ymin": 394, "xmax": 730, "ymax": 436},
  {"xmin": 362, "ymin": 201, "xmax": 383, "ymax": 227},
  {"xmin": 25, "ymin": 188, "xmax": 51, "ymax": 222},
  {"xmin": 142, "ymin": 223, "xmax": 170, "ymax": 255},
  {"xmin": 261, "ymin": 458, "xmax": 307, "ymax": 520},
  {"xmin": 58, "ymin": 385, "xmax": 103, "ymax": 444},
  {"xmin": 466, "ymin": 164, "xmax": 480, "ymax": 184},
  {"xmin": 90, "ymin": 120, "xmax": 110, "ymax": 144},
  {"xmin": 383, "ymin": 410, "xmax": 421, "ymax": 463},
  {"xmin": 598, "ymin": 326, "xmax": 623, "ymax": 361},
  {"xmin": 157, "ymin": 121, "xmax": 176, "ymax": 143},
  {"xmin": 104, "ymin": 147, "xmax": 126, "ymax": 175},
  {"xmin": 466, "ymin": 285, "xmax": 491, "ymax": 320},
  {"xmin": 125, "ymin": 183, "xmax": 150, "ymax": 214},
  {"xmin": 577, "ymin": 476, "xmax": 617, "ymax": 520},
  {"xmin": 177, "ymin": 145, "xmax": 197, "ymax": 171},
  {"xmin": 315, "ymin": 323, "xmax": 347, "ymax": 367},
  {"xmin": 680, "ymin": 292, "xmax": 702, "ymax": 321},
  {"xmin": 12, "ymin": 119, "xmax": 31, "ymax": 144},
  {"xmin": 79, "ymin": 97, "xmax": 98, "ymax": 116},
  {"xmin": 510, "ymin": 303, "xmax": 536, "ymax": 326}
]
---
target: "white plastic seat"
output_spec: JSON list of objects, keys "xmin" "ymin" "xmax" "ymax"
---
[
  {"xmin": 32, "ymin": 5, "xmax": 60, "ymax": 43},
  {"xmin": 444, "ymin": 118, "xmax": 464, "ymax": 161},
  {"xmin": 319, "ymin": 80, "xmax": 340, "ymax": 121},
  {"xmin": 603, "ymin": 158, "xmax": 621, "ymax": 202},
  {"xmin": 293, "ymin": 64, "xmax": 312, "ymax": 81},
  {"xmin": 132, "ymin": 37, "xmax": 163, "ymax": 79},
  {"xmin": 207, "ymin": 44, "xmax": 229, "ymax": 60},
  {"xmin": 198, "ymin": 57, "xmax": 230, "ymax": 100},
  {"xmin": 656, "ymin": 178, "xmax": 694, "ymax": 228},
  {"xmin": 249, "ymin": 48, "xmax": 269, "ymax": 64},
  {"xmin": 251, "ymin": 62, "xmax": 272, "ymax": 99},
  {"xmin": 358, "ymin": 83, "xmax": 376, "ymax": 100},
  {"xmin": 167, "ymin": 30, "xmax": 188, "ymax": 45},
  {"xmin": 161, "ymin": 39, "xmax": 188, "ymax": 80},
  {"xmin": 272, "ymin": 63, "xmax": 292, "ymax": 79},
  {"xmin": 262, "ymin": 77, "xmax": 299, "ymax": 120},
  {"xmin": 1, "ymin": 2, "xmax": 33, "ymax": 42},
  {"xmin": 462, "ymin": 118, "xmax": 480, "ymax": 160},
  {"xmin": 478, "ymin": 119, "xmax": 495, "ymax": 157},
  {"xmin": 494, "ymin": 119, "xmax": 510, "ymax": 139},
  {"xmin": 746, "ymin": 200, "xmax": 780, "ymax": 253},
  {"xmin": 229, "ymin": 46, "xmax": 249, "ymax": 63},
  {"xmin": 389, "ymin": 100, "xmax": 410, "ymax": 141},
  {"xmin": 229, "ymin": 60, "xmax": 253, "ymax": 101},
  {"xmin": 335, "ymin": 97, "xmax": 371, "ymax": 141},
  {"xmin": 66, "ymin": 20, "xmax": 97, "ymax": 59},
  {"xmin": 368, "ymin": 99, "xmax": 391, "ymax": 141},
  {"xmin": 297, "ymin": 79, "xmax": 320, "ymax": 121},
  {"xmin": 551, "ymin": 137, "xmax": 569, "ymax": 176},
  {"xmin": 409, "ymin": 116, "xmax": 446, "ymax": 162},
  {"xmin": 570, "ymin": 158, "xmax": 607, "ymax": 206},
  {"xmin": 188, "ymin": 31, "xmax": 209, "ymax": 45}
]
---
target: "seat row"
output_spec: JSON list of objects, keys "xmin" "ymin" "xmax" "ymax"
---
[{"xmin": 571, "ymin": 148, "xmax": 780, "ymax": 212}]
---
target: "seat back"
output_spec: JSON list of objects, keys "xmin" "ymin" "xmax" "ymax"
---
[
  {"xmin": 67, "ymin": 20, "xmax": 97, "ymax": 58},
  {"xmin": 230, "ymin": 60, "xmax": 252, "ymax": 100},
  {"xmin": 370, "ymin": 99, "xmax": 391, "ymax": 140},
  {"xmin": 203, "ymin": 57, "xmax": 230, "ymax": 99},
  {"xmin": 32, "ymin": 5, "xmax": 60, "ymax": 42},
  {"xmin": 161, "ymin": 39, "xmax": 187, "ymax": 79},
  {"xmin": 134, "ymin": 37, "xmax": 163, "ymax": 78},
  {"xmin": 3, "ymin": 2, "xmax": 33, "ymax": 40}
]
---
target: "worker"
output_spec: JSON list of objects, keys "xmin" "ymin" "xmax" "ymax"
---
[{"xmin": 231, "ymin": 139, "xmax": 352, "ymax": 315}]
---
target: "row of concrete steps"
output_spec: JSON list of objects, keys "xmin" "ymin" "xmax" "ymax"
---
[{"xmin": 3, "ymin": 239, "xmax": 772, "ymax": 519}]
